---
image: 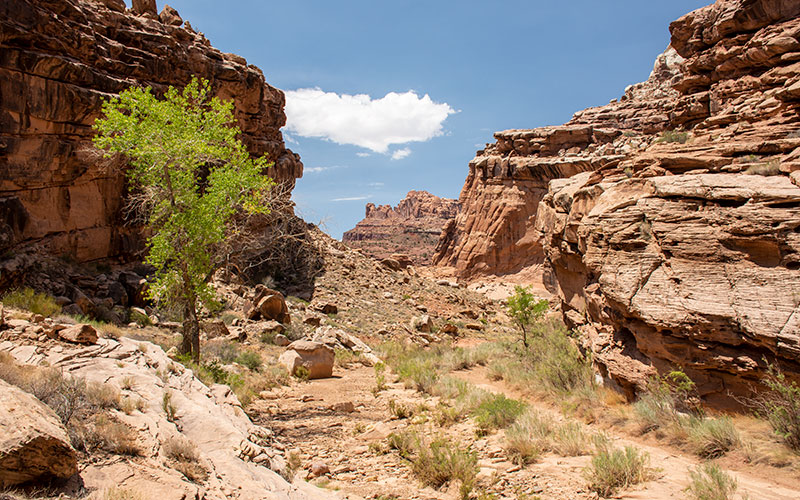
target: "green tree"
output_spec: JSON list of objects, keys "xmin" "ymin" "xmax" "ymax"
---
[
  {"xmin": 93, "ymin": 77, "xmax": 274, "ymax": 362},
  {"xmin": 506, "ymin": 286, "xmax": 548, "ymax": 348}
]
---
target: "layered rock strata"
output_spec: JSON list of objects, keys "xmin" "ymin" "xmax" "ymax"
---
[
  {"xmin": 343, "ymin": 191, "xmax": 458, "ymax": 265},
  {"xmin": 439, "ymin": 0, "xmax": 800, "ymax": 402},
  {"xmin": 0, "ymin": 0, "xmax": 302, "ymax": 262}
]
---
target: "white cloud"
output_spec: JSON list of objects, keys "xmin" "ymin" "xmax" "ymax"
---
[
  {"xmin": 369, "ymin": 182, "xmax": 385, "ymax": 187},
  {"xmin": 331, "ymin": 195, "xmax": 372, "ymax": 202},
  {"xmin": 283, "ymin": 132, "xmax": 299, "ymax": 145},
  {"xmin": 391, "ymin": 148, "xmax": 411, "ymax": 161},
  {"xmin": 356, "ymin": 152, "xmax": 371, "ymax": 157},
  {"xmin": 305, "ymin": 165, "xmax": 343, "ymax": 174},
  {"xmin": 284, "ymin": 88, "xmax": 456, "ymax": 153}
]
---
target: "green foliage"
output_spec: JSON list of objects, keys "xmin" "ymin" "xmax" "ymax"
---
[
  {"xmin": 686, "ymin": 463, "xmax": 739, "ymax": 500},
  {"xmin": 2, "ymin": 287, "xmax": 61, "ymax": 317},
  {"xmin": 162, "ymin": 391, "xmax": 177, "ymax": 422},
  {"xmin": 373, "ymin": 362, "xmax": 387, "ymax": 394},
  {"xmin": 471, "ymin": 394, "xmax": 526, "ymax": 434},
  {"xmin": 129, "ymin": 309, "xmax": 152, "ymax": 326},
  {"xmin": 235, "ymin": 350, "xmax": 263, "ymax": 371},
  {"xmin": 506, "ymin": 286, "xmax": 548, "ymax": 347},
  {"xmin": 411, "ymin": 436, "xmax": 478, "ymax": 499},
  {"xmin": 93, "ymin": 77, "xmax": 275, "ymax": 361},
  {"xmin": 585, "ymin": 444, "xmax": 654, "ymax": 497},
  {"xmin": 656, "ymin": 129, "xmax": 690, "ymax": 144},
  {"xmin": 750, "ymin": 365, "xmax": 800, "ymax": 450}
]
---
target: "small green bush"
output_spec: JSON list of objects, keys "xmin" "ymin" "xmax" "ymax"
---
[
  {"xmin": 744, "ymin": 160, "xmax": 781, "ymax": 176},
  {"xmin": 411, "ymin": 436, "xmax": 478, "ymax": 500},
  {"xmin": 585, "ymin": 444, "xmax": 654, "ymax": 497},
  {"xmin": 235, "ymin": 350, "xmax": 263, "ymax": 371},
  {"xmin": 2, "ymin": 287, "xmax": 61, "ymax": 317},
  {"xmin": 750, "ymin": 365, "xmax": 800, "ymax": 450},
  {"xmin": 686, "ymin": 462, "xmax": 738, "ymax": 500},
  {"xmin": 387, "ymin": 430, "xmax": 417, "ymax": 459},
  {"xmin": 504, "ymin": 409, "xmax": 555, "ymax": 465},
  {"xmin": 472, "ymin": 394, "xmax": 526, "ymax": 433},
  {"xmin": 688, "ymin": 417, "xmax": 740, "ymax": 459}
]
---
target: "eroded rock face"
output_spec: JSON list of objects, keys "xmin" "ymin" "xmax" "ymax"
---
[
  {"xmin": 0, "ymin": 379, "xmax": 77, "ymax": 487},
  {"xmin": 438, "ymin": 0, "xmax": 800, "ymax": 402},
  {"xmin": 0, "ymin": 0, "xmax": 303, "ymax": 262},
  {"xmin": 343, "ymin": 191, "xmax": 458, "ymax": 265}
]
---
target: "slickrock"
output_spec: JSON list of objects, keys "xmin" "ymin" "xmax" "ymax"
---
[
  {"xmin": 279, "ymin": 340, "xmax": 335, "ymax": 379},
  {"xmin": 437, "ymin": 0, "xmax": 800, "ymax": 402},
  {"xmin": 0, "ymin": 0, "xmax": 303, "ymax": 262},
  {"xmin": 343, "ymin": 190, "xmax": 458, "ymax": 265},
  {"xmin": 0, "ymin": 337, "xmax": 330, "ymax": 500},
  {"xmin": 0, "ymin": 379, "xmax": 77, "ymax": 487}
]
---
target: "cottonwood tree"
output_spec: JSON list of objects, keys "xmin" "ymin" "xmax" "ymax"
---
[
  {"xmin": 93, "ymin": 77, "xmax": 274, "ymax": 362},
  {"xmin": 506, "ymin": 286, "xmax": 549, "ymax": 348}
]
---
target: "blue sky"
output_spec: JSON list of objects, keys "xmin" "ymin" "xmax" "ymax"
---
[{"xmin": 127, "ymin": 1, "xmax": 710, "ymax": 238}]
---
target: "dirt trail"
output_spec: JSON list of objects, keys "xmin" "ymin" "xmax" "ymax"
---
[{"xmin": 454, "ymin": 366, "xmax": 800, "ymax": 500}]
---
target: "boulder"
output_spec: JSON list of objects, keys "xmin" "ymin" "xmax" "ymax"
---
[
  {"xmin": 440, "ymin": 323, "xmax": 459, "ymax": 335},
  {"xmin": 278, "ymin": 341, "xmax": 334, "ymax": 379},
  {"xmin": 0, "ymin": 379, "xmax": 77, "ymax": 487},
  {"xmin": 410, "ymin": 315, "xmax": 433, "ymax": 333},
  {"xmin": 96, "ymin": 0, "xmax": 125, "ymax": 12},
  {"xmin": 274, "ymin": 334, "xmax": 290, "ymax": 347},
  {"xmin": 201, "ymin": 320, "xmax": 230, "ymax": 340},
  {"xmin": 159, "ymin": 4, "xmax": 183, "ymax": 25},
  {"xmin": 313, "ymin": 302, "xmax": 338, "ymax": 315},
  {"xmin": 57, "ymin": 324, "xmax": 98, "ymax": 344},
  {"xmin": 258, "ymin": 295, "xmax": 290, "ymax": 323},
  {"xmin": 132, "ymin": 0, "xmax": 157, "ymax": 16}
]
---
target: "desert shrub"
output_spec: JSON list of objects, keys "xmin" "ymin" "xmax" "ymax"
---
[
  {"xmin": 2, "ymin": 287, "xmax": 61, "ymax": 317},
  {"xmin": 92, "ymin": 415, "xmax": 141, "ymax": 455},
  {"xmin": 387, "ymin": 430, "xmax": 417, "ymax": 459},
  {"xmin": 504, "ymin": 410, "xmax": 555, "ymax": 465},
  {"xmin": 434, "ymin": 404, "xmax": 461, "ymax": 427},
  {"xmin": 585, "ymin": 444, "xmax": 653, "ymax": 497},
  {"xmin": 203, "ymin": 340, "xmax": 241, "ymax": 364},
  {"xmin": 162, "ymin": 391, "xmax": 177, "ymax": 422},
  {"xmin": 96, "ymin": 488, "xmax": 143, "ymax": 500},
  {"xmin": 293, "ymin": 365, "xmax": 310, "ymax": 381},
  {"xmin": 688, "ymin": 417, "xmax": 740, "ymax": 459},
  {"xmin": 335, "ymin": 348, "xmax": 364, "ymax": 368},
  {"xmin": 388, "ymin": 399, "xmax": 415, "ymax": 419},
  {"xmin": 235, "ymin": 350, "xmax": 263, "ymax": 371},
  {"xmin": 553, "ymin": 421, "xmax": 591, "ymax": 456},
  {"xmin": 163, "ymin": 436, "xmax": 208, "ymax": 482},
  {"xmin": 373, "ymin": 362, "xmax": 387, "ymax": 393},
  {"xmin": 744, "ymin": 160, "xmax": 781, "ymax": 176},
  {"xmin": 430, "ymin": 376, "xmax": 471, "ymax": 400},
  {"xmin": 749, "ymin": 365, "xmax": 800, "ymax": 450},
  {"xmin": 686, "ymin": 462, "xmax": 738, "ymax": 500},
  {"xmin": 411, "ymin": 436, "xmax": 478, "ymax": 500},
  {"xmin": 86, "ymin": 381, "xmax": 121, "ymax": 409},
  {"xmin": 472, "ymin": 394, "xmax": 526, "ymax": 433},
  {"xmin": 656, "ymin": 129, "xmax": 689, "ymax": 144},
  {"xmin": 524, "ymin": 322, "xmax": 594, "ymax": 394},
  {"xmin": 129, "ymin": 309, "xmax": 152, "ymax": 326},
  {"xmin": 634, "ymin": 370, "xmax": 700, "ymax": 433}
]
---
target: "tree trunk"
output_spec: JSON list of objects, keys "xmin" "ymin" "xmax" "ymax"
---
[{"xmin": 180, "ymin": 300, "xmax": 201, "ymax": 363}]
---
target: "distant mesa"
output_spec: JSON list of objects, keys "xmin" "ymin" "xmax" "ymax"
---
[{"xmin": 342, "ymin": 191, "xmax": 459, "ymax": 265}]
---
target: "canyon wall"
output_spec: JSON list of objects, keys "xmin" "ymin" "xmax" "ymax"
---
[
  {"xmin": 0, "ymin": 0, "xmax": 303, "ymax": 262},
  {"xmin": 343, "ymin": 190, "xmax": 458, "ymax": 265},
  {"xmin": 439, "ymin": 0, "xmax": 800, "ymax": 402}
]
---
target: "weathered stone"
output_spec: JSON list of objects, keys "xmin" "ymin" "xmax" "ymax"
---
[
  {"xmin": 57, "ymin": 324, "xmax": 98, "ymax": 344},
  {"xmin": 313, "ymin": 302, "xmax": 338, "ymax": 315},
  {"xmin": 278, "ymin": 340, "xmax": 335, "ymax": 379},
  {"xmin": 0, "ymin": 379, "xmax": 77, "ymax": 487},
  {"xmin": 0, "ymin": 0, "xmax": 303, "ymax": 262},
  {"xmin": 274, "ymin": 334, "xmax": 290, "ymax": 347},
  {"xmin": 411, "ymin": 315, "xmax": 433, "ymax": 333},
  {"xmin": 159, "ymin": 4, "xmax": 182, "ymax": 25},
  {"xmin": 201, "ymin": 320, "xmax": 230, "ymax": 340}
]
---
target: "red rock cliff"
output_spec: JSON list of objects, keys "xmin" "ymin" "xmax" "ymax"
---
[
  {"xmin": 343, "ymin": 191, "xmax": 458, "ymax": 265},
  {"xmin": 438, "ymin": 0, "xmax": 800, "ymax": 403},
  {"xmin": 0, "ymin": 0, "xmax": 302, "ymax": 262}
]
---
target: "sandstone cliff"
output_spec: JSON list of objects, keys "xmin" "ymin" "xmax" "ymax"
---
[
  {"xmin": 0, "ymin": 0, "xmax": 303, "ymax": 262},
  {"xmin": 343, "ymin": 190, "xmax": 458, "ymax": 265},
  {"xmin": 437, "ymin": 0, "xmax": 800, "ymax": 403}
]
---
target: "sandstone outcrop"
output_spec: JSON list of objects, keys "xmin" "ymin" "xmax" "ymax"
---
[
  {"xmin": 343, "ymin": 191, "xmax": 458, "ymax": 265},
  {"xmin": 0, "ymin": 379, "xmax": 78, "ymax": 487},
  {"xmin": 0, "ymin": 0, "xmax": 303, "ymax": 262},
  {"xmin": 438, "ymin": 0, "xmax": 800, "ymax": 402},
  {"xmin": 0, "ymin": 332, "xmax": 330, "ymax": 500}
]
